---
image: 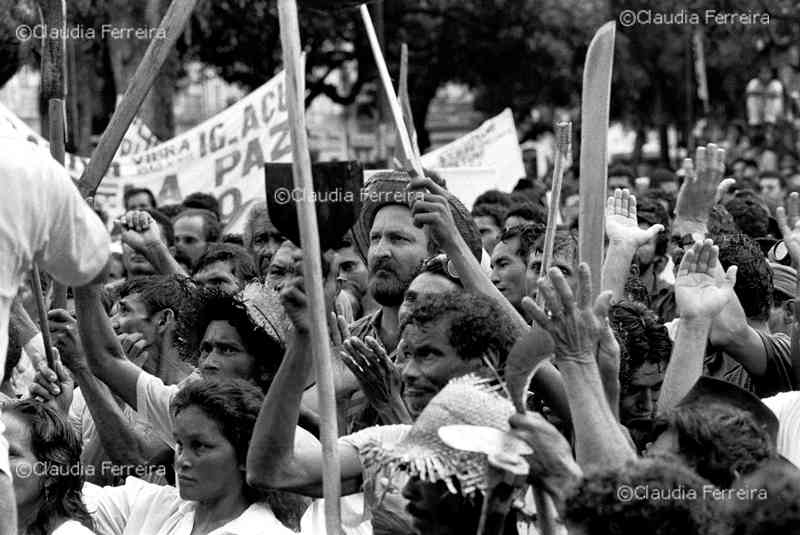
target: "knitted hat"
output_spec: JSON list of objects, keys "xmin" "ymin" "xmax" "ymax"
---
[
  {"xmin": 350, "ymin": 170, "xmax": 483, "ymax": 264},
  {"xmin": 361, "ymin": 374, "xmax": 516, "ymax": 497},
  {"xmin": 769, "ymin": 262, "xmax": 797, "ymax": 300}
]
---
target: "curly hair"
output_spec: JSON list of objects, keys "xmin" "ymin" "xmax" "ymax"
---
[
  {"xmin": 711, "ymin": 233, "xmax": 773, "ymax": 321},
  {"xmin": 4, "ymin": 400, "xmax": 93, "ymax": 535},
  {"xmin": 471, "ymin": 202, "xmax": 508, "ymax": 229},
  {"xmin": 725, "ymin": 460, "xmax": 800, "ymax": 535},
  {"xmin": 707, "ymin": 204, "xmax": 739, "ymax": 236},
  {"xmin": 400, "ymin": 291, "xmax": 517, "ymax": 365},
  {"xmin": 170, "ymin": 378, "xmax": 309, "ymax": 529},
  {"xmin": 656, "ymin": 403, "xmax": 776, "ymax": 489},
  {"xmin": 724, "ymin": 197, "xmax": 770, "ymax": 239},
  {"xmin": 499, "ymin": 223, "xmax": 544, "ymax": 262},
  {"xmin": 563, "ymin": 457, "xmax": 723, "ymax": 535},
  {"xmin": 175, "ymin": 289, "xmax": 285, "ymax": 392},
  {"xmin": 609, "ymin": 301, "xmax": 672, "ymax": 394}
]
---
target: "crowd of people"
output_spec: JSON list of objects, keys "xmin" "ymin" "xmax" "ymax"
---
[{"xmin": 2, "ymin": 116, "xmax": 800, "ymax": 535}]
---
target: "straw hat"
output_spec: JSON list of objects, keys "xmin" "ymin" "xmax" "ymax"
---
[
  {"xmin": 350, "ymin": 170, "xmax": 483, "ymax": 264},
  {"xmin": 240, "ymin": 280, "xmax": 292, "ymax": 349},
  {"xmin": 361, "ymin": 374, "xmax": 516, "ymax": 497}
]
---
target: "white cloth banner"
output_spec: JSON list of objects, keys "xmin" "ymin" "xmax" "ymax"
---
[
  {"xmin": 420, "ymin": 108, "xmax": 525, "ymax": 186},
  {"xmin": 0, "ymin": 71, "xmax": 290, "ymax": 225}
]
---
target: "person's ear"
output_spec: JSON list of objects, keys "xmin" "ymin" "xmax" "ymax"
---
[
  {"xmin": 152, "ymin": 308, "xmax": 175, "ymax": 333},
  {"xmin": 783, "ymin": 299, "xmax": 796, "ymax": 324}
]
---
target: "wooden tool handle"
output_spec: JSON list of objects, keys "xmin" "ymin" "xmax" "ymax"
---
[
  {"xmin": 78, "ymin": 0, "xmax": 198, "ymax": 197},
  {"xmin": 277, "ymin": 1, "xmax": 342, "ymax": 532}
]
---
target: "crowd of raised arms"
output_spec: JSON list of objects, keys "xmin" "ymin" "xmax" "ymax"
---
[{"xmin": 3, "ymin": 126, "xmax": 800, "ymax": 535}]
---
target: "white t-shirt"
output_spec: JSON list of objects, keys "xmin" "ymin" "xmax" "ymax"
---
[
  {"xmin": 0, "ymin": 135, "xmax": 110, "ymax": 477},
  {"xmin": 51, "ymin": 519, "xmax": 96, "ymax": 534},
  {"xmin": 762, "ymin": 391, "xmax": 800, "ymax": 468},
  {"xmin": 135, "ymin": 371, "xmax": 187, "ymax": 449},
  {"xmin": 83, "ymin": 476, "xmax": 293, "ymax": 535}
]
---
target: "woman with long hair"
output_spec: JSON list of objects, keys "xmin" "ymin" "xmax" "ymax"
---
[{"xmin": 3, "ymin": 400, "xmax": 94, "ymax": 534}]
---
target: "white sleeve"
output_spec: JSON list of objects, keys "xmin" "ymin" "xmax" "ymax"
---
[
  {"xmin": 135, "ymin": 373, "xmax": 179, "ymax": 448},
  {"xmin": 37, "ymin": 159, "xmax": 109, "ymax": 287},
  {"xmin": 82, "ymin": 477, "xmax": 147, "ymax": 535}
]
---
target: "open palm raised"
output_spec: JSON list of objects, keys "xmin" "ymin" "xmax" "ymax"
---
[
  {"xmin": 674, "ymin": 239, "xmax": 735, "ymax": 320},
  {"xmin": 605, "ymin": 188, "xmax": 663, "ymax": 247}
]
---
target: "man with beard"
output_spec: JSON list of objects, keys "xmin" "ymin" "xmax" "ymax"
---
[
  {"xmin": 244, "ymin": 201, "xmax": 285, "ymax": 277},
  {"xmin": 171, "ymin": 208, "xmax": 221, "ymax": 272},
  {"xmin": 246, "ymin": 288, "xmax": 516, "ymax": 532}
]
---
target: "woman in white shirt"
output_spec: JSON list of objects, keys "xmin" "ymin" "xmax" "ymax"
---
[
  {"xmin": 3, "ymin": 399, "xmax": 95, "ymax": 534},
  {"xmin": 84, "ymin": 378, "xmax": 295, "ymax": 535}
]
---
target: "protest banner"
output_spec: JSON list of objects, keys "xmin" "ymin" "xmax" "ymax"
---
[
  {"xmin": 420, "ymin": 108, "xmax": 525, "ymax": 185},
  {"xmin": 97, "ymin": 70, "xmax": 290, "ymax": 222}
]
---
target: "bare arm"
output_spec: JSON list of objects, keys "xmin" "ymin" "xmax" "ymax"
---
[
  {"xmin": 658, "ymin": 240, "xmax": 736, "ymax": 414},
  {"xmin": 527, "ymin": 264, "xmax": 635, "ymax": 471},
  {"xmin": 74, "ymin": 284, "xmax": 142, "ymax": 408},
  {"xmin": 708, "ymin": 291, "xmax": 767, "ymax": 376},
  {"xmin": 46, "ymin": 309, "xmax": 151, "ymax": 470},
  {"xmin": 246, "ymin": 283, "xmax": 364, "ymax": 497},
  {"xmin": 119, "ymin": 210, "xmax": 187, "ymax": 277},
  {"xmin": 601, "ymin": 188, "xmax": 663, "ymax": 302},
  {"xmin": 409, "ymin": 175, "xmax": 572, "ymax": 425}
]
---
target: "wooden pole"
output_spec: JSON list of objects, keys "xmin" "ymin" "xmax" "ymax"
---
[
  {"xmin": 39, "ymin": 0, "xmax": 68, "ymax": 319},
  {"xmin": 536, "ymin": 122, "xmax": 571, "ymax": 306},
  {"xmin": 359, "ymin": 4, "xmax": 424, "ymax": 178},
  {"xmin": 277, "ymin": 1, "xmax": 342, "ymax": 532},
  {"xmin": 78, "ymin": 0, "xmax": 198, "ymax": 198}
]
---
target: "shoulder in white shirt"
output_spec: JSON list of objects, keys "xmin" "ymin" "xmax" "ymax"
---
[{"xmin": 762, "ymin": 391, "xmax": 800, "ymax": 468}]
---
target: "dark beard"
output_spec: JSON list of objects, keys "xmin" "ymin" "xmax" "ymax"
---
[{"xmin": 369, "ymin": 274, "xmax": 407, "ymax": 306}]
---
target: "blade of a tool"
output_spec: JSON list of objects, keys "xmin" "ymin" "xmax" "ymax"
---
[{"xmin": 578, "ymin": 22, "xmax": 616, "ymax": 301}]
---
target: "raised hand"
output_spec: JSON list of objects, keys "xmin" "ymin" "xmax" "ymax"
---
[
  {"xmin": 777, "ymin": 192, "xmax": 800, "ymax": 266},
  {"xmin": 408, "ymin": 175, "xmax": 460, "ymax": 251},
  {"xmin": 119, "ymin": 210, "xmax": 163, "ymax": 253},
  {"xmin": 674, "ymin": 143, "xmax": 726, "ymax": 225},
  {"xmin": 605, "ymin": 188, "xmax": 664, "ymax": 247},
  {"xmin": 509, "ymin": 411, "xmax": 582, "ymax": 502},
  {"xmin": 48, "ymin": 309, "xmax": 88, "ymax": 372},
  {"xmin": 29, "ymin": 348, "xmax": 73, "ymax": 415},
  {"xmin": 340, "ymin": 335, "xmax": 411, "ymax": 424},
  {"xmin": 674, "ymin": 239, "xmax": 736, "ymax": 320},
  {"xmin": 522, "ymin": 263, "xmax": 612, "ymax": 364}
]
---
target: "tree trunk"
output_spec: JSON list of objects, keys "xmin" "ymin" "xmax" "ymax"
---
[
  {"xmin": 631, "ymin": 124, "xmax": 645, "ymax": 168},
  {"xmin": 105, "ymin": 0, "xmax": 176, "ymax": 140}
]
